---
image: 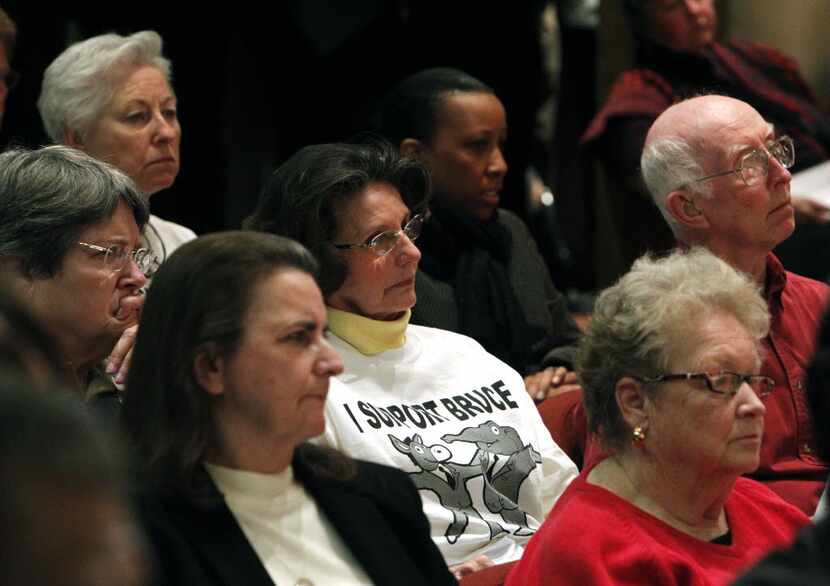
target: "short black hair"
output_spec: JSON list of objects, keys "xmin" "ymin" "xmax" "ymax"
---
[{"xmin": 377, "ymin": 67, "xmax": 494, "ymax": 146}]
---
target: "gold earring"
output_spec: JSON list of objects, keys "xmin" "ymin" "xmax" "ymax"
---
[{"xmin": 632, "ymin": 426, "xmax": 646, "ymax": 443}]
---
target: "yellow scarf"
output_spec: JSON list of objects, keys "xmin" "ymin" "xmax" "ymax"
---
[{"xmin": 326, "ymin": 307, "xmax": 409, "ymax": 355}]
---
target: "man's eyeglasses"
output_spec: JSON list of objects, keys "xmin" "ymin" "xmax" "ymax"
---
[
  {"xmin": 332, "ymin": 211, "xmax": 429, "ymax": 257},
  {"xmin": 78, "ymin": 242, "xmax": 160, "ymax": 277},
  {"xmin": 636, "ymin": 371, "xmax": 775, "ymax": 398},
  {"xmin": 693, "ymin": 135, "xmax": 795, "ymax": 187}
]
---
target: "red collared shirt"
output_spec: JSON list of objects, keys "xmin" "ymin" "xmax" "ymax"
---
[{"xmin": 753, "ymin": 253, "xmax": 829, "ymax": 514}]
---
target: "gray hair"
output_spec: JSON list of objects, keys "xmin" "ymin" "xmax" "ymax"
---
[
  {"xmin": 0, "ymin": 145, "xmax": 149, "ymax": 279},
  {"xmin": 38, "ymin": 31, "xmax": 172, "ymax": 143},
  {"xmin": 641, "ymin": 137, "xmax": 713, "ymax": 235},
  {"xmin": 578, "ymin": 247, "xmax": 769, "ymax": 451}
]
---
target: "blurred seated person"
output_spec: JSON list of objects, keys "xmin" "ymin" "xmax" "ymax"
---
[
  {"xmin": 245, "ymin": 140, "xmax": 578, "ymax": 580},
  {"xmin": 0, "ymin": 279, "xmax": 66, "ymax": 388},
  {"xmin": 39, "ymin": 30, "xmax": 195, "ymax": 265},
  {"xmin": 734, "ymin": 309, "xmax": 830, "ymax": 584},
  {"xmin": 0, "ymin": 146, "xmax": 154, "ymax": 395},
  {"xmin": 507, "ymin": 248, "xmax": 809, "ymax": 586},
  {"xmin": 0, "ymin": 6, "xmax": 17, "ymax": 130},
  {"xmin": 122, "ymin": 231, "xmax": 455, "ymax": 586},
  {"xmin": 582, "ymin": 0, "xmax": 830, "ymax": 278},
  {"xmin": 0, "ymin": 379, "xmax": 149, "ymax": 586},
  {"xmin": 378, "ymin": 68, "xmax": 583, "ymax": 402}
]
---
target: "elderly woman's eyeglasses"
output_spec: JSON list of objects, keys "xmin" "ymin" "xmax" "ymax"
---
[
  {"xmin": 78, "ymin": 242, "xmax": 160, "ymax": 277},
  {"xmin": 332, "ymin": 212, "xmax": 429, "ymax": 257},
  {"xmin": 693, "ymin": 136, "xmax": 795, "ymax": 187},
  {"xmin": 638, "ymin": 372, "xmax": 776, "ymax": 398}
]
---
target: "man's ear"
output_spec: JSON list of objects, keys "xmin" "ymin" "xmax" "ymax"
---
[
  {"xmin": 615, "ymin": 376, "xmax": 649, "ymax": 432},
  {"xmin": 193, "ymin": 344, "xmax": 226, "ymax": 396},
  {"xmin": 64, "ymin": 128, "xmax": 84, "ymax": 149},
  {"xmin": 666, "ymin": 191, "xmax": 709, "ymax": 229},
  {"xmin": 400, "ymin": 138, "xmax": 424, "ymax": 160}
]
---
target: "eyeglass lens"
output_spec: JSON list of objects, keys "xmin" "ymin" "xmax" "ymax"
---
[
  {"xmin": 740, "ymin": 138, "xmax": 794, "ymax": 185},
  {"xmin": 372, "ymin": 214, "xmax": 426, "ymax": 255}
]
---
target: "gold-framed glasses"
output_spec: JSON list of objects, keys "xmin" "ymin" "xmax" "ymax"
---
[
  {"xmin": 332, "ymin": 211, "xmax": 429, "ymax": 257},
  {"xmin": 693, "ymin": 135, "xmax": 795, "ymax": 187},
  {"xmin": 78, "ymin": 241, "xmax": 160, "ymax": 278}
]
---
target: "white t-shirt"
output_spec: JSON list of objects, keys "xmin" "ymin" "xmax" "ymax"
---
[
  {"xmin": 206, "ymin": 463, "xmax": 373, "ymax": 586},
  {"xmin": 320, "ymin": 324, "xmax": 578, "ymax": 566}
]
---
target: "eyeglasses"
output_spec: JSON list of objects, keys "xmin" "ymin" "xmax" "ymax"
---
[
  {"xmin": 332, "ymin": 211, "xmax": 429, "ymax": 257},
  {"xmin": 78, "ymin": 242, "xmax": 160, "ymax": 277},
  {"xmin": 637, "ymin": 372, "xmax": 776, "ymax": 398},
  {"xmin": 0, "ymin": 69, "xmax": 19, "ymax": 91},
  {"xmin": 693, "ymin": 136, "xmax": 795, "ymax": 187}
]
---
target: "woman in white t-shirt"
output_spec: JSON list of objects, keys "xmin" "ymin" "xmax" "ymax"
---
[{"xmin": 245, "ymin": 139, "xmax": 578, "ymax": 581}]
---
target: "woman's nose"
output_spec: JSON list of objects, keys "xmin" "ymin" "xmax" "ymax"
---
[
  {"xmin": 395, "ymin": 232, "xmax": 421, "ymax": 266},
  {"xmin": 120, "ymin": 258, "xmax": 148, "ymax": 289}
]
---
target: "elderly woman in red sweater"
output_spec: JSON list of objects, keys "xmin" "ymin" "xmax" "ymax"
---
[{"xmin": 507, "ymin": 248, "xmax": 808, "ymax": 586}]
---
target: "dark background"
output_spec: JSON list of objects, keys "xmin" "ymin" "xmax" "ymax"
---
[{"xmin": 2, "ymin": 2, "xmax": 554, "ymax": 238}]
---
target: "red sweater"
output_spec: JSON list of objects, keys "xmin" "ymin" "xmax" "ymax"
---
[{"xmin": 506, "ymin": 473, "xmax": 808, "ymax": 586}]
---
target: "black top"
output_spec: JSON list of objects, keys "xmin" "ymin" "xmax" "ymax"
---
[
  {"xmin": 412, "ymin": 204, "xmax": 581, "ymax": 375},
  {"xmin": 136, "ymin": 445, "xmax": 456, "ymax": 586}
]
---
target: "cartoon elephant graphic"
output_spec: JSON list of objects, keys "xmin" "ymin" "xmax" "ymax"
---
[
  {"xmin": 442, "ymin": 421, "xmax": 541, "ymax": 535},
  {"xmin": 389, "ymin": 433, "xmax": 507, "ymax": 544}
]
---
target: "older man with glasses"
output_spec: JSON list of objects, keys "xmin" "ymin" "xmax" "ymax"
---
[{"xmin": 636, "ymin": 94, "xmax": 830, "ymax": 515}]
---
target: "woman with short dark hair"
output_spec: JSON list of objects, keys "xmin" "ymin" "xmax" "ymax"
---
[
  {"xmin": 246, "ymin": 139, "xmax": 577, "ymax": 580},
  {"xmin": 123, "ymin": 231, "xmax": 454, "ymax": 586}
]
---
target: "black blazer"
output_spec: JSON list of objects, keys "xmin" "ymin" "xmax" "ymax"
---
[{"xmin": 138, "ymin": 447, "xmax": 456, "ymax": 586}]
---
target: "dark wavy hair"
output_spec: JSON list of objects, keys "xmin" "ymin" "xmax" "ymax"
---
[
  {"xmin": 376, "ymin": 67, "xmax": 494, "ymax": 146},
  {"xmin": 122, "ymin": 231, "xmax": 353, "ymax": 498},
  {"xmin": 244, "ymin": 138, "xmax": 430, "ymax": 296}
]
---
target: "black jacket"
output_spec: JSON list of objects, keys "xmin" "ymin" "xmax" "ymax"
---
[{"xmin": 138, "ymin": 448, "xmax": 456, "ymax": 586}]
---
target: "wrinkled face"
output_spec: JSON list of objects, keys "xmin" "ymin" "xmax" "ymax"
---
[
  {"xmin": 21, "ymin": 200, "xmax": 147, "ymax": 367},
  {"xmin": 644, "ymin": 0, "xmax": 717, "ymax": 54},
  {"xmin": 327, "ymin": 182, "xmax": 422, "ymax": 320},
  {"xmin": 210, "ymin": 269, "xmax": 343, "ymax": 448},
  {"xmin": 646, "ymin": 312, "xmax": 766, "ymax": 478},
  {"xmin": 422, "ymin": 91, "xmax": 507, "ymax": 221},
  {"xmin": 692, "ymin": 101, "xmax": 794, "ymax": 255},
  {"xmin": 78, "ymin": 65, "xmax": 180, "ymax": 196}
]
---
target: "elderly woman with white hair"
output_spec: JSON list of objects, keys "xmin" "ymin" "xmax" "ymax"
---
[
  {"xmin": 507, "ymin": 248, "xmax": 810, "ymax": 586},
  {"xmin": 38, "ymin": 30, "xmax": 194, "ymax": 266}
]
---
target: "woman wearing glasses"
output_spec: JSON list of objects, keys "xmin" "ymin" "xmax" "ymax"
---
[
  {"xmin": 245, "ymin": 140, "xmax": 578, "ymax": 581},
  {"xmin": 0, "ymin": 146, "xmax": 152, "ymax": 395},
  {"xmin": 506, "ymin": 248, "xmax": 809, "ymax": 586},
  {"xmin": 377, "ymin": 68, "xmax": 583, "ymax": 402}
]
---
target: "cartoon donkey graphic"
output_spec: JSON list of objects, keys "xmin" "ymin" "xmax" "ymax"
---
[
  {"xmin": 442, "ymin": 421, "xmax": 541, "ymax": 536},
  {"xmin": 389, "ymin": 433, "xmax": 506, "ymax": 544}
]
